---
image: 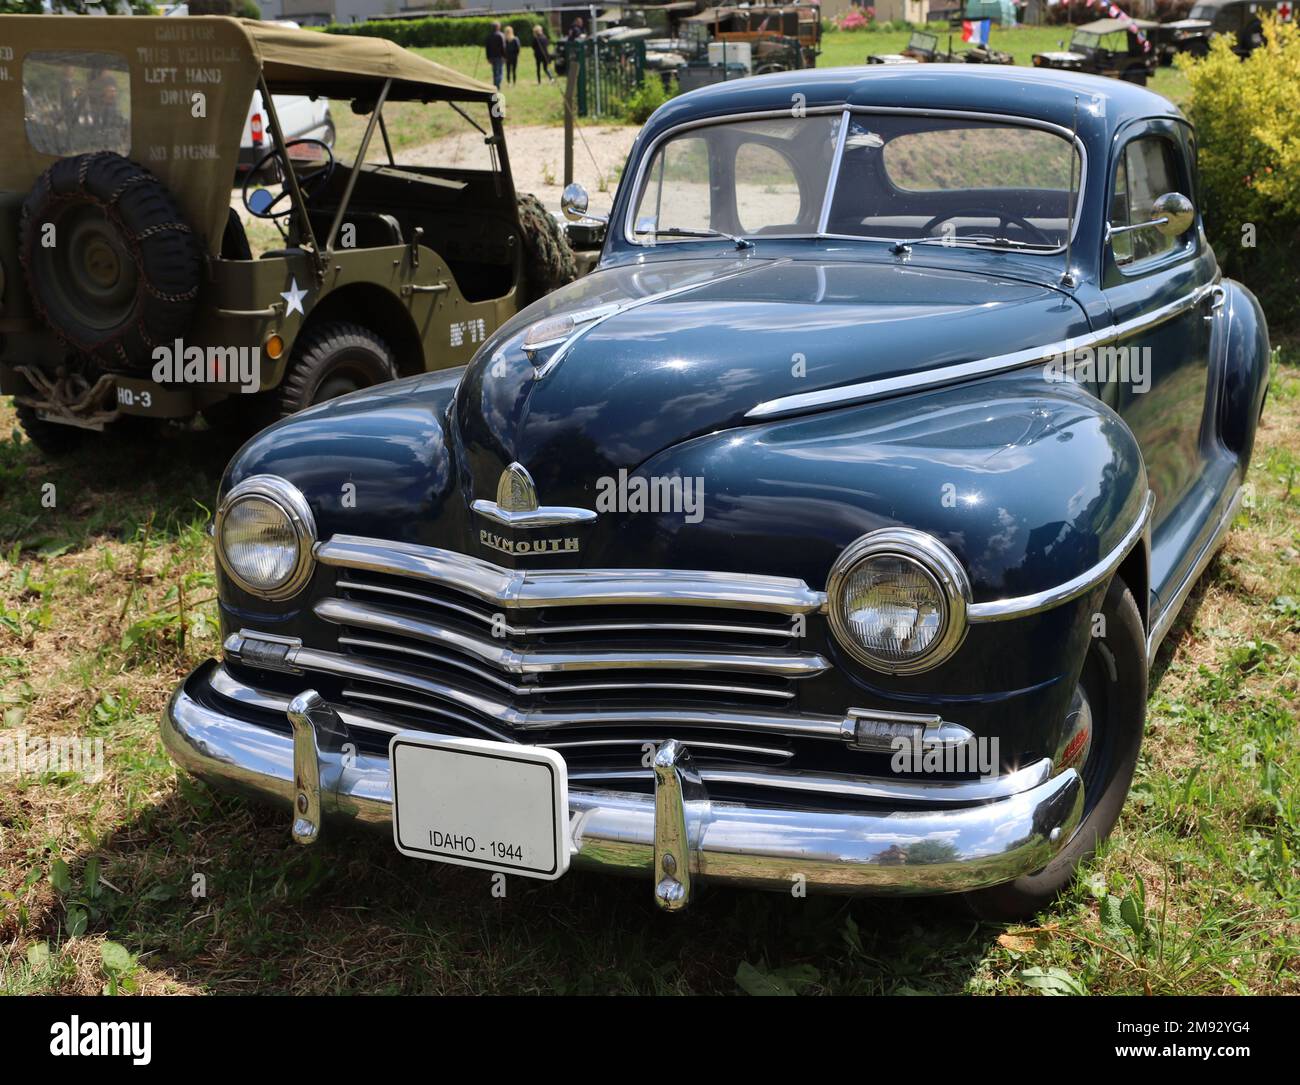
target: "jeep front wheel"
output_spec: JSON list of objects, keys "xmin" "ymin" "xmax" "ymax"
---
[{"xmin": 276, "ymin": 322, "xmax": 398, "ymax": 417}]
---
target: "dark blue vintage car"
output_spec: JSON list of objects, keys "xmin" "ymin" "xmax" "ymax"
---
[{"xmin": 164, "ymin": 66, "xmax": 1270, "ymax": 918}]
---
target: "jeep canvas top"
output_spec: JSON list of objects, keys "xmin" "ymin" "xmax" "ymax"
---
[{"xmin": 0, "ymin": 16, "xmax": 595, "ymax": 454}]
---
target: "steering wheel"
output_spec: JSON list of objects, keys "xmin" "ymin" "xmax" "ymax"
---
[
  {"xmin": 242, "ymin": 138, "xmax": 337, "ymax": 220},
  {"xmin": 920, "ymin": 207, "xmax": 1054, "ymax": 247}
]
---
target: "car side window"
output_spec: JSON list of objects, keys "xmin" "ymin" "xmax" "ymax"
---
[{"xmin": 1109, "ymin": 136, "xmax": 1180, "ymax": 268}]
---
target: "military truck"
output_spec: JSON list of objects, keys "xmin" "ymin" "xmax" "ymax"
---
[{"xmin": 0, "ymin": 16, "xmax": 590, "ymax": 454}]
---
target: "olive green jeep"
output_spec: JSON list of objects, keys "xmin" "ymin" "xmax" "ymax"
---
[{"xmin": 0, "ymin": 16, "xmax": 595, "ymax": 453}]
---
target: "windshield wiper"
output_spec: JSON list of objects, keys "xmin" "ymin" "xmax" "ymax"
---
[
  {"xmin": 636, "ymin": 226, "xmax": 755, "ymax": 251},
  {"xmin": 890, "ymin": 234, "xmax": 1057, "ymax": 254}
]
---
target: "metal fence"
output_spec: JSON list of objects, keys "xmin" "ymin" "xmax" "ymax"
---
[{"xmin": 562, "ymin": 39, "xmax": 647, "ymax": 119}]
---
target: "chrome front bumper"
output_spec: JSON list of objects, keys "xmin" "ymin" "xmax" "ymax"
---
[{"xmin": 163, "ymin": 660, "xmax": 1084, "ymax": 905}]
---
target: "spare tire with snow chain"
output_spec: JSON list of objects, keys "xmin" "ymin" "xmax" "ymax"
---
[
  {"xmin": 19, "ymin": 151, "xmax": 204, "ymax": 372},
  {"xmin": 517, "ymin": 192, "xmax": 578, "ymax": 300}
]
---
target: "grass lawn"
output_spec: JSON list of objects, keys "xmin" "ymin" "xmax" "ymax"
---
[{"xmin": 1, "ymin": 335, "xmax": 1296, "ymax": 994}]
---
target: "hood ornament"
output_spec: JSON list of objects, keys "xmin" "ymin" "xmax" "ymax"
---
[
  {"xmin": 496, "ymin": 462, "xmax": 538, "ymax": 514},
  {"xmin": 472, "ymin": 462, "xmax": 597, "ymax": 528}
]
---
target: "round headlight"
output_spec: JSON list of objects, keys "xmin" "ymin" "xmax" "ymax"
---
[
  {"xmin": 216, "ymin": 476, "xmax": 316, "ymax": 600},
  {"xmin": 827, "ymin": 528, "xmax": 970, "ymax": 674}
]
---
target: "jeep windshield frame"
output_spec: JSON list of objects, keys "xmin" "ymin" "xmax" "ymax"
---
[{"xmin": 623, "ymin": 106, "xmax": 1086, "ymax": 257}]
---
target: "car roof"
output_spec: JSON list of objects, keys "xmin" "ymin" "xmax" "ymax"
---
[
  {"xmin": 645, "ymin": 64, "xmax": 1182, "ymax": 145},
  {"xmin": 239, "ymin": 18, "xmax": 495, "ymax": 102}
]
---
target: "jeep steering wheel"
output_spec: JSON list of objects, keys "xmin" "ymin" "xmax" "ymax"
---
[
  {"xmin": 242, "ymin": 138, "xmax": 337, "ymax": 220},
  {"xmin": 920, "ymin": 208, "xmax": 1054, "ymax": 247}
]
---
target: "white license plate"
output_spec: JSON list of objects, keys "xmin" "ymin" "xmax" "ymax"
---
[{"xmin": 390, "ymin": 734, "xmax": 570, "ymax": 880}]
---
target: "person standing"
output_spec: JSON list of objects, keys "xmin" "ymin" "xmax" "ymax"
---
[
  {"xmin": 567, "ymin": 16, "xmax": 586, "ymax": 41},
  {"xmin": 531, "ymin": 24, "xmax": 554, "ymax": 84},
  {"xmin": 485, "ymin": 21, "xmax": 506, "ymax": 90},
  {"xmin": 503, "ymin": 25, "xmax": 521, "ymax": 85}
]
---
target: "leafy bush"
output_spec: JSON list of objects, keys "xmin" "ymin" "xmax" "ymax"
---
[
  {"xmin": 326, "ymin": 15, "xmax": 544, "ymax": 49},
  {"xmin": 1178, "ymin": 18, "xmax": 1300, "ymax": 327},
  {"xmin": 616, "ymin": 75, "xmax": 673, "ymax": 125}
]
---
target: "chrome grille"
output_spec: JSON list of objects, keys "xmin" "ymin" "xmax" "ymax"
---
[{"xmin": 243, "ymin": 536, "xmax": 849, "ymax": 785}]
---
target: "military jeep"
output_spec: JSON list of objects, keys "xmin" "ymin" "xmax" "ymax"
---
[{"xmin": 0, "ymin": 16, "xmax": 593, "ymax": 454}]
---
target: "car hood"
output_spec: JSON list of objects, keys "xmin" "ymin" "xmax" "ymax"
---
[{"xmin": 453, "ymin": 254, "xmax": 1089, "ymax": 505}]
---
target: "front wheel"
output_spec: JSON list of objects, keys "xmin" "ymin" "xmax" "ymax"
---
[
  {"xmin": 275, "ymin": 321, "xmax": 398, "ymax": 417},
  {"xmin": 964, "ymin": 576, "xmax": 1147, "ymax": 920}
]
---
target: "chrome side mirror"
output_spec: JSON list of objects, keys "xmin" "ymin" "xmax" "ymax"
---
[
  {"xmin": 1108, "ymin": 191, "xmax": 1195, "ymax": 243},
  {"xmin": 561, "ymin": 182, "xmax": 607, "ymax": 224},
  {"xmin": 1151, "ymin": 192, "xmax": 1195, "ymax": 237}
]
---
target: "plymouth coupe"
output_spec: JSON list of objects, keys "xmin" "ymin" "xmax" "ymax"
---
[{"xmin": 163, "ymin": 66, "xmax": 1270, "ymax": 918}]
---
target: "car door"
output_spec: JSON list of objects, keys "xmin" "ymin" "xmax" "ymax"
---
[{"xmin": 1100, "ymin": 118, "xmax": 1221, "ymax": 600}]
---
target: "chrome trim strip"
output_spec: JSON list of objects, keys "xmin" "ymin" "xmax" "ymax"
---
[
  {"xmin": 815, "ymin": 108, "xmax": 852, "ymax": 236},
  {"xmin": 277, "ymin": 647, "xmax": 848, "ymax": 738},
  {"xmin": 336, "ymin": 636, "xmax": 796, "ymax": 700},
  {"xmin": 747, "ymin": 282, "xmax": 1219, "ymax": 420},
  {"xmin": 1146, "ymin": 484, "xmax": 1244, "ymax": 661},
  {"xmin": 968, "ymin": 491, "xmax": 1154, "ymax": 623},
  {"xmin": 570, "ymin": 758, "xmax": 1053, "ymax": 805},
  {"xmin": 316, "ymin": 535, "xmax": 828, "ymax": 614},
  {"xmin": 469, "ymin": 499, "xmax": 597, "ymax": 528},
  {"xmin": 164, "ymin": 663, "xmax": 1085, "ymax": 895},
  {"xmin": 315, "ymin": 596, "xmax": 828, "ymax": 676},
  {"xmin": 541, "ymin": 737, "xmax": 792, "ymax": 760},
  {"xmin": 335, "ymin": 578, "xmax": 803, "ymax": 638}
]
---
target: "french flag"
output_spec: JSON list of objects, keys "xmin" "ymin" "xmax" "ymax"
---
[{"xmin": 962, "ymin": 18, "xmax": 991, "ymax": 45}]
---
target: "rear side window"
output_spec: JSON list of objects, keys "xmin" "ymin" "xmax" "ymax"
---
[
  {"xmin": 1109, "ymin": 137, "xmax": 1181, "ymax": 267},
  {"xmin": 24, "ymin": 50, "xmax": 130, "ymax": 158}
]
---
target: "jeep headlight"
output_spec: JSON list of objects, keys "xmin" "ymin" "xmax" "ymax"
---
[
  {"xmin": 216, "ymin": 476, "xmax": 316, "ymax": 600},
  {"xmin": 827, "ymin": 528, "xmax": 970, "ymax": 674}
]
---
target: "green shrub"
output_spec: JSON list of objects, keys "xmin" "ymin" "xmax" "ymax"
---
[
  {"xmin": 1178, "ymin": 18, "xmax": 1300, "ymax": 327},
  {"xmin": 325, "ymin": 15, "xmax": 544, "ymax": 49},
  {"xmin": 618, "ymin": 75, "xmax": 673, "ymax": 125}
]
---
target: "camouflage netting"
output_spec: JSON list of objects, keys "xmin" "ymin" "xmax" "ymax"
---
[{"xmin": 517, "ymin": 192, "xmax": 578, "ymax": 297}]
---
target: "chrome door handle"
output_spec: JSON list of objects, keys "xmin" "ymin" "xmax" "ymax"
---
[{"xmin": 1202, "ymin": 284, "xmax": 1225, "ymax": 323}]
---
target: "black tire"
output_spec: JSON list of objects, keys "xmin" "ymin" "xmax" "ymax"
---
[
  {"xmin": 275, "ymin": 322, "xmax": 398, "ymax": 418},
  {"xmin": 14, "ymin": 403, "xmax": 86, "ymax": 456},
  {"xmin": 964, "ymin": 576, "xmax": 1147, "ymax": 921},
  {"xmin": 19, "ymin": 152, "xmax": 204, "ymax": 372}
]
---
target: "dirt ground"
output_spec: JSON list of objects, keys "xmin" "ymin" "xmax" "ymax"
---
[{"xmin": 405, "ymin": 123, "xmax": 639, "ymax": 217}]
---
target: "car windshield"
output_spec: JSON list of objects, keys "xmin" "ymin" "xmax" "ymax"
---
[
  {"xmin": 630, "ymin": 113, "xmax": 1081, "ymax": 251},
  {"xmin": 1072, "ymin": 31, "xmax": 1101, "ymax": 47}
]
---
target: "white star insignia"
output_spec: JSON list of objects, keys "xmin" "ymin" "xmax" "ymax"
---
[{"xmin": 280, "ymin": 278, "xmax": 308, "ymax": 317}]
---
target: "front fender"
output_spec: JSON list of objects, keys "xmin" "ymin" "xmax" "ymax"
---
[
  {"xmin": 1216, "ymin": 279, "xmax": 1270, "ymax": 463},
  {"xmin": 592, "ymin": 370, "xmax": 1150, "ymax": 764},
  {"xmin": 615, "ymin": 368, "xmax": 1150, "ymax": 606}
]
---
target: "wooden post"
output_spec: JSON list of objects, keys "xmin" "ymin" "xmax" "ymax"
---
[{"xmin": 564, "ymin": 50, "xmax": 576, "ymax": 189}]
